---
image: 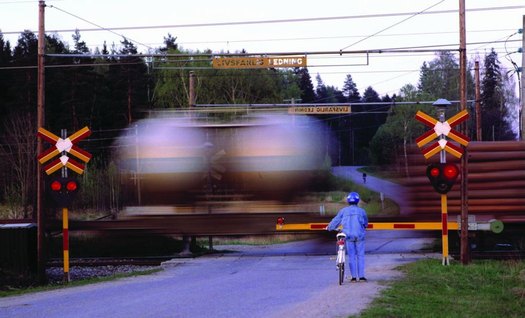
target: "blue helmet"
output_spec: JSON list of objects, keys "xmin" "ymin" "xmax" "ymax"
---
[{"xmin": 346, "ymin": 192, "xmax": 360, "ymax": 204}]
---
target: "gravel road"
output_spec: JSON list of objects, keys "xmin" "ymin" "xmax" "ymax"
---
[{"xmin": 2, "ymin": 234, "xmax": 439, "ymax": 318}]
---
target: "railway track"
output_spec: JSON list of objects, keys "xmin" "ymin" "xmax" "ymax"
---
[
  {"xmin": 47, "ymin": 256, "xmax": 172, "ymax": 267},
  {"xmin": 45, "ymin": 249, "xmax": 523, "ymax": 269}
]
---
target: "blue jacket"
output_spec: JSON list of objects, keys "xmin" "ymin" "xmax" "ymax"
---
[{"xmin": 327, "ymin": 205, "xmax": 368, "ymax": 241}]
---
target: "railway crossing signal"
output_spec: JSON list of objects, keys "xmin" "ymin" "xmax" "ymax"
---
[
  {"xmin": 47, "ymin": 176, "xmax": 80, "ymax": 206},
  {"xmin": 414, "ymin": 100, "xmax": 471, "ymax": 266},
  {"xmin": 426, "ymin": 163, "xmax": 460, "ymax": 194},
  {"xmin": 414, "ymin": 108, "xmax": 468, "ymax": 195},
  {"xmin": 37, "ymin": 126, "xmax": 92, "ymax": 175},
  {"xmin": 36, "ymin": 126, "xmax": 91, "ymax": 283},
  {"xmin": 415, "ymin": 109, "xmax": 470, "ymax": 159}
]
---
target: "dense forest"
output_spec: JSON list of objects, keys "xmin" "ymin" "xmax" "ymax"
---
[{"xmin": 0, "ymin": 30, "xmax": 518, "ymax": 217}]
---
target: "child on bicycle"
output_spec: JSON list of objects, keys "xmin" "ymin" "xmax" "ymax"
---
[{"xmin": 326, "ymin": 192, "xmax": 368, "ymax": 282}]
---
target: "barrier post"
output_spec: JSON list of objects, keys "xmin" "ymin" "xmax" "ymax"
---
[
  {"xmin": 63, "ymin": 206, "xmax": 70, "ymax": 282},
  {"xmin": 441, "ymin": 194, "xmax": 450, "ymax": 265}
]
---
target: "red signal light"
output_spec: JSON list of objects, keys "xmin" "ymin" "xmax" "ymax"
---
[
  {"xmin": 277, "ymin": 217, "xmax": 285, "ymax": 226},
  {"xmin": 47, "ymin": 177, "xmax": 80, "ymax": 206},
  {"xmin": 429, "ymin": 167, "xmax": 440, "ymax": 177},
  {"xmin": 66, "ymin": 181, "xmax": 78, "ymax": 191},
  {"xmin": 426, "ymin": 163, "xmax": 460, "ymax": 194},
  {"xmin": 51, "ymin": 180, "xmax": 62, "ymax": 191},
  {"xmin": 443, "ymin": 163, "xmax": 459, "ymax": 180}
]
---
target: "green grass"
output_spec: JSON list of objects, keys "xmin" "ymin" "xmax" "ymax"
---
[
  {"xmin": 353, "ymin": 259, "xmax": 525, "ymax": 318},
  {"xmin": 309, "ymin": 172, "xmax": 401, "ymax": 217},
  {"xmin": 0, "ymin": 268, "xmax": 161, "ymax": 298},
  {"xmin": 358, "ymin": 166, "xmax": 400, "ymax": 182}
]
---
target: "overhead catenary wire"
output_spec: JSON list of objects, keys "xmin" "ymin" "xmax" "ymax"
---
[
  {"xmin": 1, "ymin": 3, "xmax": 520, "ymax": 103},
  {"xmin": 175, "ymin": 28, "xmax": 518, "ymax": 46},
  {"xmin": 48, "ymin": 4, "xmax": 154, "ymax": 50},
  {"xmin": 1, "ymin": 3, "xmax": 520, "ymax": 91},
  {"xmin": 339, "ymin": 0, "xmax": 446, "ymax": 51},
  {"xmin": 41, "ymin": 38, "xmax": 520, "ymax": 60},
  {"xmin": 70, "ymin": 27, "xmax": 516, "ymax": 51},
  {"xmin": 1, "ymin": 2, "xmax": 521, "ymax": 86},
  {"xmin": 2, "ymin": 44, "xmax": 518, "ymax": 71},
  {"xmin": 2, "ymin": 41, "xmax": 504, "ymax": 74},
  {"xmin": 3, "ymin": 5, "xmax": 523, "ymax": 36}
]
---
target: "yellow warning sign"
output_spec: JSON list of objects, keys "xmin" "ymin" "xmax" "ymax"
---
[
  {"xmin": 288, "ymin": 106, "xmax": 351, "ymax": 114},
  {"xmin": 213, "ymin": 56, "xmax": 307, "ymax": 69}
]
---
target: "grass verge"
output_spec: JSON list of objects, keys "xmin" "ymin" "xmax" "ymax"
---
[{"xmin": 354, "ymin": 259, "xmax": 525, "ymax": 318}]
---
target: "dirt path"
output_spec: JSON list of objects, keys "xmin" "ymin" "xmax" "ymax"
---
[{"xmin": 265, "ymin": 253, "xmax": 438, "ymax": 318}]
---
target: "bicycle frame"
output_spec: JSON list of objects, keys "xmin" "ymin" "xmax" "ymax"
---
[{"xmin": 336, "ymin": 232, "xmax": 346, "ymax": 285}]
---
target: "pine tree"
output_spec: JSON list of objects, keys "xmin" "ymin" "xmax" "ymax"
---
[
  {"xmin": 11, "ymin": 31, "xmax": 38, "ymax": 114},
  {"xmin": 0, "ymin": 33, "xmax": 13, "ymax": 115},
  {"xmin": 362, "ymin": 86, "xmax": 380, "ymax": 103},
  {"xmin": 160, "ymin": 33, "xmax": 178, "ymax": 52},
  {"xmin": 480, "ymin": 49, "xmax": 516, "ymax": 140},
  {"xmin": 417, "ymin": 51, "xmax": 474, "ymax": 101},
  {"xmin": 342, "ymin": 74, "xmax": 360, "ymax": 102},
  {"xmin": 294, "ymin": 68, "xmax": 316, "ymax": 103}
]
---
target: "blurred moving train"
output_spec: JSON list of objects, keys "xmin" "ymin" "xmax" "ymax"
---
[
  {"xmin": 115, "ymin": 112, "xmax": 333, "ymax": 209},
  {"xmin": 113, "ymin": 109, "xmax": 525, "ymax": 228},
  {"xmin": 400, "ymin": 140, "xmax": 525, "ymax": 224}
]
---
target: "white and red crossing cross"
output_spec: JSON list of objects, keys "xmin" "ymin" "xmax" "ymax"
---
[
  {"xmin": 37, "ymin": 127, "xmax": 92, "ymax": 175},
  {"xmin": 415, "ymin": 110, "xmax": 470, "ymax": 159}
]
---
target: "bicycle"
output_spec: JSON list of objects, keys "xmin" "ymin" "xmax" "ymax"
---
[{"xmin": 335, "ymin": 232, "xmax": 346, "ymax": 285}]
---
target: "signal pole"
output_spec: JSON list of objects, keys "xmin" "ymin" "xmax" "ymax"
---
[
  {"xmin": 37, "ymin": 0, "xmax": 47, "ymax": 284},
  {"xmin": 61, "ymin": 129, "xmax": 70, "ymax": 283},
  {"xmin": 433, "ymin": 99, "xmax": 451, "ymax": 266}
]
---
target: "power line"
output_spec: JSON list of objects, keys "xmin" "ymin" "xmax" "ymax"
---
[
  {"xmin": 70, "ymin": 27, "xmax": 515, "ymax": 50},
  {"xmin": 1, "ymin": 42, "xmax": 518, "ymax": 72},
  {"xmin": 2, "ymin": 5, "xmax": 524, "ymax": 35},
  {"xmin": 339, "ymin": 0, "xmax": 446, "ymax": 51},
  {"xmin": 0, "ymin": 0, "xmax": 36, "ymax": 3},
  {"xmin": 38, "ymin": 37, "xmax": 519, "ymax": 60},
  {"xmin": 176, "ymin": 28, "xmax": 518, "ymax": 46},
  {"xmin": 0, "ymin": 0, "xmax": 62, "ymax": 3},
  {"xmin": 48, "ymin": 4, "xmax": 153, "ymax": 50},
  {"xmin": 0, "ymin": 61, "xmax": 145, "ymax": 70},
  {"xmin": 46, "ymin": 37, "xmax": 521, "ymax": 60}
]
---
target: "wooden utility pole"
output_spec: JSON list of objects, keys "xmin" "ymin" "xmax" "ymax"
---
[
  {"xmin": 36, "ymin": 0, "xmax": 47, "ymax": 283},
  {"xmin": 189, "ymin": 71, "xmax": 195, "ymax": 108},
  {"xmin": 519, "ymin": 15, "xmax": 525, "ymax": 140},
  {"xmin": 474, "ymin": 61, "xmax": 482, "ymax": 141},
  {"xmin": 459, "ymin": 0, "xmax": 470, "ymax": 265}
]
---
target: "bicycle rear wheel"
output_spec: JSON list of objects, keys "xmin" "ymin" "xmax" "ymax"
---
[{"xmin": 338, "ymin": 262, "xmax": 344, "ymax": 285}]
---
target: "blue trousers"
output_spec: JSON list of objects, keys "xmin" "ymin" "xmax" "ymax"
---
[{"xmin": 346, "ymin": 239, "xmax": 365, "ymax": 278}]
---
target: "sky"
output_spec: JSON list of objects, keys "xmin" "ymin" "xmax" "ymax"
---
[{"xmin": 0, "ymin": 0, "xmax": 523, "ymax": 98}]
